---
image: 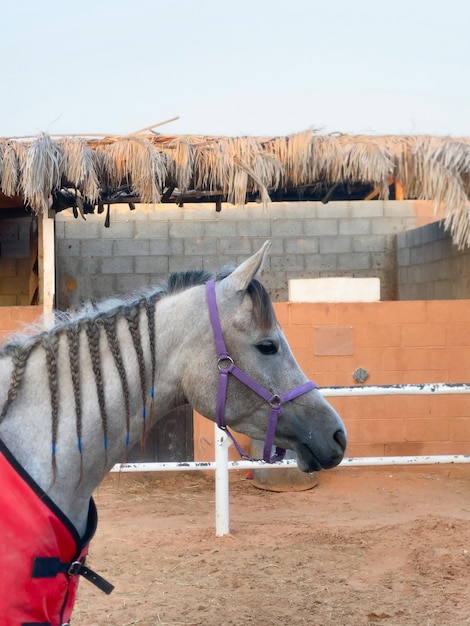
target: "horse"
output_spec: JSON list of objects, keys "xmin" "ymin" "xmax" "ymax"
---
[{"xmin": 0, "ymin": 240, "xmax": 347, "ymax": 625}]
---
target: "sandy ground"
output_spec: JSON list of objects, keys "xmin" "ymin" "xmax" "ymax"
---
[{"xmin": 73, "ymin": 465, "xmax": 470, "ymax": 626}]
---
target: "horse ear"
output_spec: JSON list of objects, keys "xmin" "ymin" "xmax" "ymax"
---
[{"xmin": 221, "ymin": 240, "xmax": 272, "ymax": 293}]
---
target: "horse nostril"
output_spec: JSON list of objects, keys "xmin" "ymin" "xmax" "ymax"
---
[{"xmin": 334, "ymin": 428, "xmax": 347, "ymax": 451}]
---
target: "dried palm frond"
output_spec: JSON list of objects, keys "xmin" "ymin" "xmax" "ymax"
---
[
  {"xmin": 163, "ymin": 135, "xmax": 197, "ymax": 192},
  {"xmin": 213, "ymin": 136, "xmax": 283, "ymax": 206},
  {"xmin": 252, "ymin": 150, "xmax": 283, "ymax": 200},
  {"xmin": 381, "ymin": 135, "xmax": 470, "ymax": 247},
  {"xmin": 21, "ymin": 135, "xmax": 62, "ymax": 213},
  {"xmin": 221, "ymin": 137, "xmax": 250, "ymax": 205},
  {"xmin": 310, "ymin": 134, "xmax": 344, "ymax": 182},
  {"xmin": 0, "ymin": 140, "xmax": 26, "ymax": 198},
  {"xmin": 187, "ymin": 135, "xmax": 281, "ymax": 205},
  {"xmin": 384, "ymin": 135, "xmax": 414, "ymax": 193},
  {"xmin": 268, "ymin": 130, "xmax": 314, "ymax": 186},
  {"xmin": 103, "ymin": 136, "xmax": 166, "ymax": 203},
  {"xmin": 231, "ymin": 155, "xmax": 270, "ymax": 206},
  {"xmin": 340, "ymin": 137, "xmax": 393, "ymax": 198},
  {"xmin": 60, "ymin": 137, "xmax": 100, "ymax": 203},
  {"xmin": 418, "ymin": 141, "xmax": 470, "ymax": 248},
  {"xmin": 192, "ymin": 140, "xmax": 223, "ymax": 192},
  {"xmin": 437, "ymin": 169, "xmax": 470, "ymax": 250},
  {"xmin": 267, "ymin": 131, "xmax": 346, "ymax": 186}
]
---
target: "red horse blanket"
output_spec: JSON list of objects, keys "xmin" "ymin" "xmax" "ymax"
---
[{"xmin": 0, "ymin": 440, "xmax": 98, "ymax": 626}]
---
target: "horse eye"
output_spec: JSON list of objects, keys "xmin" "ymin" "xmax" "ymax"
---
[{"xmin": 256, "ymin": 341, "xmax": 278, "ymax": 355}]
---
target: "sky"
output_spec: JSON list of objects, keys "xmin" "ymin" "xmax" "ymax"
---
[{"xmin": 1, "ymin": 0, "xmax": 469, "ymax": 139}]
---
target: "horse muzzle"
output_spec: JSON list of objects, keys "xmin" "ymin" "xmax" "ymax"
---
[{"xmin": 296, "ymin": 427, "xmax": 347, "ymax": 472}]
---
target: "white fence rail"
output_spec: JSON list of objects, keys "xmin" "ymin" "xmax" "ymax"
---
[{"xmin": 111, "ymin": 383, "xmax": 470, "ymax": 535}]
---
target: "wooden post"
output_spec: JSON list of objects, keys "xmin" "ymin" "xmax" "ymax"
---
[
  {"xmin": 38, "ymin": 209, "xmax": 55, "ymax": 325},
  {"xmin": 394, "ymin": 180, "xmax": 405, "ymax": 200}
]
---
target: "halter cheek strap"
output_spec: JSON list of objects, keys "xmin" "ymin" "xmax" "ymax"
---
[{"xmin": 206, "ymin": 280, "xmax": 317, "ymax": 463}]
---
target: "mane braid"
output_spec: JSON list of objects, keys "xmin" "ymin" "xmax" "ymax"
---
[
  {"xmin": 144, "ymin": 294, "xmax": 158, "ymax": 402},
  {"xmin": 42, "ymin": 332, "xmax": 60, "ymax": 482},
  {"xmin": 0, "ymin": 343, "xmax": 34, "ymax": 421},
  {"xmin": 124, "ymin": 304, "xmax": 148, "ymax": 444},
  {"xmin": 66, "ymin": 322, "xmax": 83, "ymax": 483},
  {"xmin": 85, "ymin": 318, "xmax": 109, "ymax": 467},
  {"xmin": 102, "ymin": 313, "xmax": 131, "ymax": 453}
]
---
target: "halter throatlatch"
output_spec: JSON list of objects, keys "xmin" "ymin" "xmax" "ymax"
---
[{"xmin": 206, "ymin": 280, "xmax": 317, "ymax": 463}]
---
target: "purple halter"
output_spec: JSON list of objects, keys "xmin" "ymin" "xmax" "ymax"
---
[{"xmin": 206, "ymin": 280, "xmax": 317, "ymax": 463}]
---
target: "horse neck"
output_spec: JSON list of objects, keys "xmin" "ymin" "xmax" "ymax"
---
[{"xmin": 0, "ymin": 295, "xmax": 190, "ymax": 536}]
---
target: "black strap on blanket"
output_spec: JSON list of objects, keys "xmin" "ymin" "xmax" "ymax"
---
[{"xmin": 32, "ymin": 556, "xmax": 114, "ymax": 595}]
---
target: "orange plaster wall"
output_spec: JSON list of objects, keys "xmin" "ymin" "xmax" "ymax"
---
[
  {"xmin": 194, "ymin": 299, "xmax": 470, "ymax": 461},
  {"xmin": 0, "ymin": 306, "xmax": 44, "ymax": 344},
  {"xmin": 278, "ymin": 300, "xmax": 470, "ymax": 459}
]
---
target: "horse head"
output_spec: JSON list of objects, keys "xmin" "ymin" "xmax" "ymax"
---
[{"xmin": 175, "ymin": 241, "xmax": 347, "ymax": 472}]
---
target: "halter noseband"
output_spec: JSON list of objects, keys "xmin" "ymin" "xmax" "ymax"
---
[{"xmin": 206, "ymin": 280, "xmax": 317, "ymax": 463}]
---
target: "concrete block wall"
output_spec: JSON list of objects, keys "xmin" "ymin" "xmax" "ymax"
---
[
  {"xmin": 397, "ymin": 221, "xmax": 470, "ymax": 299},
  {"xmin": 0, "ymin": 217, "xmax": 33, "ymax": 305},
  {"xmin": 55, "ymin": 200, "xmax": 431, "ymax": 308}
]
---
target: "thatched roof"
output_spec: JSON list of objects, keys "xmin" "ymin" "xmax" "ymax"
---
[{"xmin": 1, "ymin": 129, "xmax": 470, "ymax": 246}]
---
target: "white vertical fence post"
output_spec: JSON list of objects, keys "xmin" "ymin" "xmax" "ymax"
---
[{"xmin": 214, "ymin": 424, "xmax": 231, "ymax": 536}]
